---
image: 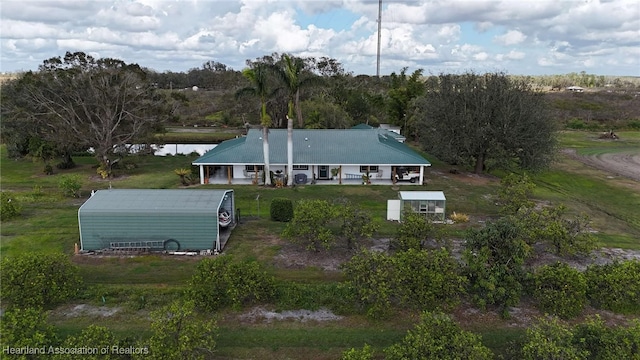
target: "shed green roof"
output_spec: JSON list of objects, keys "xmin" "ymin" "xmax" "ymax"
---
[
  {"xmin": 193, "ymin": 129, "xmax": 430, "ymax": 166},
  {"xmin": 79, "ymin": 189, "xmax": 231, "ymax": 214}
]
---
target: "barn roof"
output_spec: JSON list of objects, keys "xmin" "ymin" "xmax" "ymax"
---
[{"xmin": 79, "ymin": 189, "xmax": 231, "ymax": 214}]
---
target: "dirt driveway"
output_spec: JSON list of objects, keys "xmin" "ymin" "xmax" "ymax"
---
[{"xmin": 562, "ymin": 148, "xmax": 640, "ymax": 182}]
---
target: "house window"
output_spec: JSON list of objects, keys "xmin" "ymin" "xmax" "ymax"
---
[
  {"xmin": 359, "ymin": 166, "xmax": 379, "ymax": 173},
  {"xmin": 293, "ymin": 165, "xmax": 309, "ymax": 170},
  {"xmin": 245, "ymin": 165, "xmax": 264, "ymax": 172}
]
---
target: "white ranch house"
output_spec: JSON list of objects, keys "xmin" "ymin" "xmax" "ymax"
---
[{"xmin": 192, "ymin": 128, "xmax": 431, "ymax": 185}]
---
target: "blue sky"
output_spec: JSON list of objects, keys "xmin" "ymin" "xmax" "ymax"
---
[{"xmin": 1, "ymin": 0, "xmax": 638, "ymax": 76}]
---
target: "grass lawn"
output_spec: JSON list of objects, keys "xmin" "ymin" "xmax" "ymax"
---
[{"xmin": 1, "ymin": 131, "xmax": 639, "ymax": 358}]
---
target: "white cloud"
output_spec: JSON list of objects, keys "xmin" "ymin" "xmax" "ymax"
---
[
  {"xmin": 494, "ymin": 30, "xmax": 527, "ymax": 46},
  {"xmin": 0, "ymin": 0, "xmax": 638, "ymax": 76}
]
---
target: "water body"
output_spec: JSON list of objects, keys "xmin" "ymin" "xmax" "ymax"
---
[
  {"xmin": 87, "ymin": 144, "xmax": 218, "ymax": 156},
  {"xmin": 153, "ymin": 144, "xmax": 217, "ymax": 156}
]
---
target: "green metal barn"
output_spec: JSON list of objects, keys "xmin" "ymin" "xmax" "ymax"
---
[{"xmin": 78, "ymin": 189, "xmax": 235, "ymax": 253}]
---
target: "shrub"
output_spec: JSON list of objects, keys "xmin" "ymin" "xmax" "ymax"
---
[
  {"xmin": 449, "ymin": 211, "xmax": 470, "ymax": 223},
  {"xmin": 144, "ymin": 300, "xmax": 217, "ymax": 360},
  {"xmin": 0, "ymin": 252, "xmax": 83, "ymax": 308},
  {"xmin": 586, "ymin": 260, "xmax": 640, "ymax": 313},
  {"xmin": 392, "ymin": 210, "xmax": 433, "ymax": 251},
  {"xmin": 341, "ymin": 344, "xmax": 374, "ymax": 360},
  {"xmin": 384, "ymin": 311, "xmax": 493, "ymax": 360},
  {"xmin": 0, "ymin": 307, "xmax": 57, "ymax": 352},
  {"xmin": 58, "ymin": 174, "xmax": 82, "ymax": 197},
  {"xmin": 282, "ymin": 199, "xmax": 338, "ymax": 251},
  {"xmin": 393, "ymin": 249, "xmax": 467, "ymax": 311},
  {"xmin": 1, "ymin": 191, "xmax": 22, "ymax": 220},
  {"xmin": 573, "ymin": 315, "xmax": 640, "ymax": 359},
  {"xmin": 189, "ymin": 256, "xmax": 276, "ymax": 311},
  {"xmin": 521, "ymin": 317, "xmax": 589, "ymax": 360},
  {"xmin": 533, "ymin": 262, "xmax": 587, "ymax": 319},
  {"xmin": 463, "ymin": 218, "xmax": 531, "ymax": 316},
  {"xmin": 270, "ymin": 197, "xmax": 293, "ymax": 222}
]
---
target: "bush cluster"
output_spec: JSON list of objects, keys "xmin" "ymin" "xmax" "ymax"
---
[
  {"xmin": 0, "ymin": 252, "xmax": 83, "ymax": 308},
  {"xmin": 189, "ymin": 256, "xmax": 276, "ymax": 311},
  {"xmin": 1, "ymin": 191, "xmax": 22, "ymax": 220},
  {"xmin": 270, "ymin": 197, "xmax": 293, "ymax": 222},
  {"xmin": 533, "ymin": 262, "xmax": 587, "ymax": 319},
  {"xmin": 586, "ymin": 260, "xmax": 640, "ymax": 313}
]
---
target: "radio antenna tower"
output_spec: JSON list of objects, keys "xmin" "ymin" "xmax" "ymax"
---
[{"xmin": 376, "ymin": 0, "xmax": 382, "ymax": 77}]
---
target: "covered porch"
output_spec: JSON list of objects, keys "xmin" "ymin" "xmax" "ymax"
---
[{"xmin": 198, "ymin": 164, "xmax": 428, "ymax": 186}]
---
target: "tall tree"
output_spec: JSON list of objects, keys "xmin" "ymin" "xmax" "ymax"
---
[
  {"xmin": 387, "ymin": 67, "xmax": 425, "ymax": 137},
  {"xmin": 2, "ymin": 52, "xmax": 167, "ymax": 176},
  {"xmin": 414, "ymin": 72, "xmax": 556, "ymax": 174},
  {"xmin": 236, "ymin": 64, "xmax": 273, "ymax": 185}
]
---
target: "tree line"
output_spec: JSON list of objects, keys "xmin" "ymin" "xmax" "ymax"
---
[{"xmin": 2, "ymin": 52, "xmax": 638, "ymax": 180}]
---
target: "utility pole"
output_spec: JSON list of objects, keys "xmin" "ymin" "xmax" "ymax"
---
[{"xmin": 376, "ymin": 0, "xmax": 382, "ymax": 77}]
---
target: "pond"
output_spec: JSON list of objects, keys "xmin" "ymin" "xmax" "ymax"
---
[{"xmin": 153, "ymin": 144, "xmax": 218, "ymax": 156}]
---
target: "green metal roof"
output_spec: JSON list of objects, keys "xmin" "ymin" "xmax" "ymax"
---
[
  {"xmin": 193, "ymin": 129, "xmax": 430, "ymax": 166},
  {"xmin": 79, "ymin": 189, "xmax": 231, "ymax": 214}
]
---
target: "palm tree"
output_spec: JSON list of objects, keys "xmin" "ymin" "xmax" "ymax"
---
[
  {"xmin": 236, "ymin": 64, "xmax": 273, "ymax": 186},
  {"xmin": 272, "ymin": 54, "xmax": 322, "ymax": 186}
]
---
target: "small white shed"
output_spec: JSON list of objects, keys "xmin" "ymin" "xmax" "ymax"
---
[{"xmin": 387, "ymin": 191, "xmax": 446, "ymax": 222}]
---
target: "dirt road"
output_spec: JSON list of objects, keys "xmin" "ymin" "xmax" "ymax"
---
[{"xmin": 562, "ymin": 148, "xmax": 640, "ymax": 182}]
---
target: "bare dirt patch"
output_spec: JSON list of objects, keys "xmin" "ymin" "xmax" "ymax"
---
[
  {"xmin": 271, "ymin": 238, "xmax": 390, "ymax": 271},
  {"xmin": 58, "ymin": 304, "xmax": 121, "ymax": 318},
  {"xmin": 237, "ymin": 307, "xmax": 344, "ymax": 323},
  {"xmin": 562, "ymin": 148, "xmax": 640, "ymax": 182}
]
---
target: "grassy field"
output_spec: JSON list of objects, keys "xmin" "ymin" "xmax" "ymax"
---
[{"xmin": 1, "ymin": 131, "xmax": 639, "ymax": 358}]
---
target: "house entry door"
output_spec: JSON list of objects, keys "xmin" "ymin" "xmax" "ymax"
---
[{"xmin": 318, "ymin": 166, "xmax": 329, "ymax": 180}]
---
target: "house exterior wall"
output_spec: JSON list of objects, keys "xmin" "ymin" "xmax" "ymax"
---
[{"xmin": 79, "ymin": 213, "xmax": 219, "ymax": 251}]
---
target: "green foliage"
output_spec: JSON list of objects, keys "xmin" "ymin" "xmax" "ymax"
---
[
  {"xmin": 1, "ymin": 191, "xmax": 22, "ymax": 220},
  {"xmin": 270, "ymin": 197, "xmax": 293, "ymax": 222},
  {"xmin": 514, "ymin": 205, "xmax": 598, "ymax": 256},
  {"xmin": 585, "ymin": 260, "xmax": 640, "ymax": 313},
  {"xmin": 0, "ymin": 307, "xmax": 57, "ymax": 358},
  {"xmin": 141, "ymin": 299, "xmax": 217, "ymax": 360},
  {"xmin": 341, "ymin": 249, "xmax": 465, "ymax": 318},
  {"xmin": 341, "ymin": 344, "xmax": 374, "ymax": 360},
  {"xmin": 392, "ymin": 210, "xmax": 434, "ymax": 251},
  {"xmin": 335, "ymin": 199, "xmax": 379, "ymax": 249},
  {"xmin": 58, "ymin": 174, "xmax": 82, "ymax": 197},
  {"xmin": 189, "ymin": 256, "xmax": 276, "ymax": 311},
  {"xmin": 174, "ymin": 168, "xmax": 193, "ymax": 186},
  {"xmin": 463, "ymin": 218, "xmax": 531, "ymax": 315},
  {"xmin": 0, "ymin": 252, "xmax": 83, "ymax": 308},
  {"xmin": 393, "ymin": 249, "xmax": 467, "ymax": 311},
  {"xmin": 415, "ymin": 72, "xmax": 556, "ymax": 173},
  {"xmin": 274, "ymin": 281, "xmax": 353, "ymax": 312},
  {"xmin": 384, "ymin": 311, "xmax": 493, "ymax": 360},
  {"xmin": 498, "ymin": 173, "xmax": 536, "ymax": 215},
  {"xmin": 533, "ymin": 262, "xmax": 587, "ymax": 319},
  {"xmin": 521, "ymin": 317, "xmax": 590, "ymax": 360},
  {"xmin": 521, "ymin": 316, "xmax": 640, "ymax": 360},
  {"xmin": 573, "ymin": 316, "xmax": 640, "ymax": 360},
  {"xmin": 53, "ymin": 325, "xmax": 124, "ymax": 360},
  {"xmin": 282, "ymin": 199, "xmax": 338, "ymax": 251},
  {"xmin": 341, "ymin": 249, "xmax": 395, "ymax": 318}
]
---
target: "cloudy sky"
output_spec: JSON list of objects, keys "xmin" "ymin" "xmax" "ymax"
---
[{"xmin": 1, "ymin": 0, "xmax": 639, "ymax": 76}]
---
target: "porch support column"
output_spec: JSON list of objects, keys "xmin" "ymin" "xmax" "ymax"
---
[
  {"xmin": 227, "ymin": 166, "xmax": 232, "ymax": 185},
  {"xmin": 419, "ymin": 166, "xmax": 424, "ymax": 185},
  {"xmin": 339, "ymin": 166, "xmax": 342, "ymax": 185},
  {"xmin": 199, "ymin": 165, "xmax": 205, "ymax": 185}
]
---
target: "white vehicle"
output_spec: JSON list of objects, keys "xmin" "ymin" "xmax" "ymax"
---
[{"xmin": 394, "ymin": 168, "xmax": 420, "ymax": 183}]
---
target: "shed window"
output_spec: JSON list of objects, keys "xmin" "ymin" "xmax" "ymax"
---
[{"xmin": 293, "ymin": 165, "xmax": 309, "ymax": 170}]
